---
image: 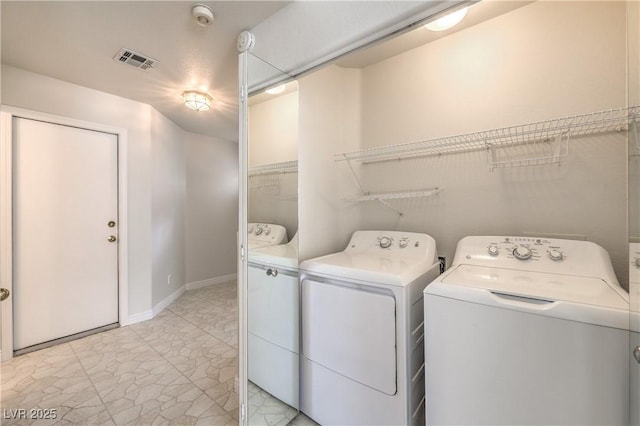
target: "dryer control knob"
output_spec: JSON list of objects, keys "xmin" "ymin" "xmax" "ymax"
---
[
  {"xmin": 399, "ymin": 240, "xmax": 408, "ymax": 248},
  {"xmin": 548, "ymin": 249, "xmax": 563, "ymax": 261},
  {"xmin": 513, "ymin": 245, "xmax": 532, "ymax": 260},
  {"xmin": 379, "ymin": 237, "xmax": 392, "ymax": 249},
  {"xmin": 254, "ymin": 227, "xmax": 263, "ymax": 236},
  {"xmin": 264, "ymin": 228, "xmax": 271, "ymax": 235},
  {"xmin": 488, "ymin": 245, "xmax": 499, "ymax": 256}
]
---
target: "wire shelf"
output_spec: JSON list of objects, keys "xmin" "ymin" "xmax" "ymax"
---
[
  {"xmin": 248, "ymin": 173, "xmax": 280, "ymax": 189},
  {"xmin": 345, "ymin": 187, "xmax": 441, "ymax": 202},
  {"xmin": 248, "ymin": 160, "xmax": 298, "ymax": 176},
  {"xmin": 336, "ymin": 106, "xmax": 640, "ymax": 168},
  {"xmin": 344, "ymin": 187, "xmax": 441, "ymax": 216}
]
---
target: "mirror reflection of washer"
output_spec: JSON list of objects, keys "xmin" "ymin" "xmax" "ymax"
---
[
  {"xmin": 248, "ymin": 233, "xmax": 299, "ymax": 409},
  {"xmin": 247, "ymin": 222, "xmax": 288, "ymax": 249},
  {"xmin": 424, "ymin": 236, "xmax": 630, "ymax": 425},
  {"xmin": 299, "ymin": 230, "xmax": 440, "ymax": 426}
]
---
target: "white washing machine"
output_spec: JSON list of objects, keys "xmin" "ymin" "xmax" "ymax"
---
[
  {"xmin": 248, "ymin": 233, "xmax": 299, "ymax": 408},
  {"xmin": 424, "ymin": 236, "xmax": 630, "ymax": 425},
  {"xmin": 248, "ymin": 222, "xmax": 288, "ymax": 249},
  {"xmin": 300, "ymin": 230, "xmax": 440, "ymax": 426}
]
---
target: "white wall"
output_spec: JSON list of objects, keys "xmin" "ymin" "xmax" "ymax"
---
[
  {"xmin": 248, "ymin": 90, "xmax": 298, "ymax": 238},
  {"xmin": 151, "ymin": 109, "xmax": 186, "ymax": 306},
  {"xmin": 185, "ymin": 131, "xmax": 238, "ymax": 285},
  {"xmin": 296, "ymin": 1, "xmax": 630, "ymax": 286},
  {"xmin": 249, "ymin": 91, "xmax": 298, "ymax": 167},
  {"xmin": 298, "ymin": 65, "xmax": 363, "ymax": 261}
]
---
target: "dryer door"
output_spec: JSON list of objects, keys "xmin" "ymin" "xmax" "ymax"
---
[{"xmin": 302, "ymin": 278, "xmax": 397, "ymax": 395}]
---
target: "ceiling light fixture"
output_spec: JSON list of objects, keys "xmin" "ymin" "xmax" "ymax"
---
[
  {"xmin": 191, "ymin": 4, "xmax": 214, "ymax": 26},
  {"xmin": 265, "ymin": 84, "xmax": 286, "ymax": 95},
  {"xmin": 183, "ymin": 90, "xmax": 213, "ymax": 111},
  {"xmin": 424, "ymin": 6, "xmax": 469, "ymax": 32}
]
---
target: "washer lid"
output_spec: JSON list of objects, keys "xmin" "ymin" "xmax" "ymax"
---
[
  {"xmin": 300, "ymin": 251, "xmax": 435, "ymax": 287},
  {"xmin": 427, "ymin": 264, "xmax": 629, "ymax": 329},
  {"xmin": 441, "ymin": 265, "xmax": 628, "ymax": 310},
  {"xmin": 248, "ymin": 242, "xmax": 298, "ymax": 270}
]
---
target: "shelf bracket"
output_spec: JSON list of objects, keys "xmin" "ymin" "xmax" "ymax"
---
[{"xmin": 377, "ymin": 198, "xmax": 404, "ymax": 216}]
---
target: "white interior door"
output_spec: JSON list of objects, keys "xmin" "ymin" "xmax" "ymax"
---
[{"xmin": 13, "ymin": 117, "xmax": 119, "ymax": 351}]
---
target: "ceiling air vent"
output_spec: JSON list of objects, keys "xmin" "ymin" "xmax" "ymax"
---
[{"xmin": 113, "ymin": 48, "xmax": 158, "ymax": 71}]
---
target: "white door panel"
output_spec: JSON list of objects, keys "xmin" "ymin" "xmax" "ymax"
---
[
  {"xmin": 13, "ymin": 118, "xmax": 119, "ymax": 350},
  {"xmin": 302, "ymin": 278, "xmax": 396, "ymax": 395}
]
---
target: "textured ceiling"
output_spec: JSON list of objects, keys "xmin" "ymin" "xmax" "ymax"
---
[{"xmin": 1, "ymin": 1, "xmax": 289, "ymax": 141}]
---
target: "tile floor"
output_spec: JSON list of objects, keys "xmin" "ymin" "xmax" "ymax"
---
[{"xmin": 1, "ymin": 282, "xmax": 239, "ymax": 425}]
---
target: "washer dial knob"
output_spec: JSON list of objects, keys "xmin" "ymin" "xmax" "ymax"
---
[
  {"xmin": 254, "ymin": 227, "xmax": 263, "ymax": 236},
  {"xmin": 488, "ymin": 245, "xmax": 499, "ymax": 256},
  {"xmin": 379, "ymin": 236, "xmax": 392, "ymax": 249},
  {"xmin": 399, "ymin": 240, "xmax": 408, "ymax": 248},
  {"xmin": 264, "ymin": 228, "xmax": 271, "ymax": 235},
  {"xmin": 513, "ymin": 245, "xmax": 532, "ymax": 260},
  {"xmin": 548, "ymin": 249, "xmax": 563, "ymax": 261}
]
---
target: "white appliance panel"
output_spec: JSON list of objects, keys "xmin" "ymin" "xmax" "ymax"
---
[
  {"xmin": 452, "ymin": 236, "xmax": 620, "ymax": 284},
  {"xmin": 424, "ymin": 236, "xmax": 630, "ymax": 426},
  {"xmin": 302, "ymin": 278, "xmax": 397, "ymax": 395},
  {"xmin": 425, "ymin": 294, "xmax": 629, "ymax": 425},
  {"xmin": 301, "ymin": 356, "xmax": 404, "ymax": 426},
  {"xmin": 442, "ymin": 264, "xmax": 626, "ymax": 309},
  {"xmin": 248, "ymin": 265, "xmax": 298, "ymax": 352},
  {"xmin": 301, "ymin": 231, "xmax": 438, "ymax": 287},
  {"xmin": 249, "ymin": 333, "xmax": 299, "ymax": 408}
]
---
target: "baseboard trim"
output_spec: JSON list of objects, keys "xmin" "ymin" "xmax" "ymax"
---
[
  {"xmin": 122, "ymin": 310, "xmax": 153, "ymax": 326},
  {"xmin": 122, "ymin": 274, "xmax": 236, "ymax": 327},
  {"xmin": 152, "ymin": 285, "xmax": 186, "ymax": 317},
  {"xmin": 186, "ymin": 273, "xmax": 237, "ymax": 291},
  {"xmin": 122, "ymin": 284, "xmax": 186, "ymax": 326}
]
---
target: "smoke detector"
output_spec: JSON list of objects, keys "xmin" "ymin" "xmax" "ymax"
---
[
  {"xmin": 191, "ymin": 4, "xmax": 214, "ymax": 26},
  {"xmin": 113, "ymin": 48, "xmax": 159, "ymax": 71}
]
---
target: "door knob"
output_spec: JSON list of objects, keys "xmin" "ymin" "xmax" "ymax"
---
[
  {"xmin": 0, "ymin": 288, "xmax": 9, "ymax": 302},
  {"xmin": 266, "ymin": 268, "xmax": 278, "ymax": 277},
  {"xmin": 634, "ymin": 346, "xmax": 640, "ymax": 364},
  {"xmin": 108, "ymin": 235, "xmax": 117, "ymax": 242}
]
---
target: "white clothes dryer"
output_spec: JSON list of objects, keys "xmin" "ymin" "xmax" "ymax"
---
[
  {"xmin": 299, "ymin": 230, "xmax": 440, "ymax": 426},
  {"xmin": 248, "ymin": 222, "xmax": 288, "ymax": 249},
  {"xmin": 424, "ymin": 236, "xmax": 629, "ymax": 425},
  {"xmin": 248, "ymin": 233, "xmax": 299, "ymax": 408}
]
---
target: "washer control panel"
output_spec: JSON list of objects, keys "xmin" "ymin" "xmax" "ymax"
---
[
  {"xmin": 248, "ymin": 223, "xmax": 288, "ymax": 246},
  {"xmin": 344, "ymin": 231, "xmax": 438, "ymax": 264},
  {"xmin": 452, "ymin": 236, "xmax": 619, "ymax": 283},
  {"xmin": 482, "ymin": 237, "xmax": 566, "ymax": 263},
  {"xmin": 369, "ymin": 234, "xmax": 423, "ymax": 251}
]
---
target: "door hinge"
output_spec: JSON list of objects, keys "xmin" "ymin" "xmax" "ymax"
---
[
  {"xmin": 240, "ymin": 244, "xmax": 245, "ymax": 261},
  {"xmin": 240, "ymin": 402, "xmax": 246, "ymax": 421},
  {"xmin": 240, "ymin": 86, "xmax": 246, "ymax": 103}
]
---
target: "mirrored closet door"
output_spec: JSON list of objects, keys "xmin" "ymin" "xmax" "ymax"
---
[{"xmin": 245, "ymin": 52, "xmax": 300, "ymax": 426}]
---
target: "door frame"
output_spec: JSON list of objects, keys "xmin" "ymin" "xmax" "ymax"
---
[{"xmin": 0, "ymin": 106, "xmax": 129, "ymax": 361}]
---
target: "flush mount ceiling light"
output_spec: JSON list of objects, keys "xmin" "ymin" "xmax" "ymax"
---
[
  {"xmin": 424, "ymin": 6, "xmax": 469, "ymax": 31},
  {"xmin": 265, "ymin": 84, "xmax": 286, "ymax": 95},
  {"xmin": 183, "ymin": 90, "xmax": 213, "ymax": 111},
  {"xmin": 191, "ymin": 4, "xmax": 214, "ymax": 26}
]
